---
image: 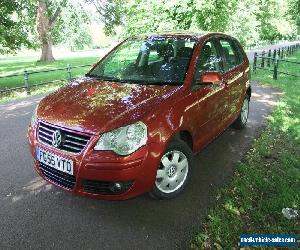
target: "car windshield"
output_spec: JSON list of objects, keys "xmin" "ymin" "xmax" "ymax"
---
[{"xmin": 87, "ymin": 37, "xmax": 196, "ymax": 85}]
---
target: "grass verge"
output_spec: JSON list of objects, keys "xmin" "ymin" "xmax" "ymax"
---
[{"xmin": 192, "ymin": 51, "xmax": 300, "ymax": 249}]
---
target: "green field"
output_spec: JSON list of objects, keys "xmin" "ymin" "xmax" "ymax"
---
[
  {"xmin": 0, "ymin": 56, "xmax": 100, "ymax": 90},
  {"xmin": 192, "ymin": 51, "xmax": 300, "ymax": 248}
]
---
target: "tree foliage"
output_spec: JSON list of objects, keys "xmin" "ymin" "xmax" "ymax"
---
[
  {"xmin": 49, "ymin": 0, "xmax": 92, "ymax": 50},
  {"xmin": 0, "ymin": 0, "xmax": 33, "ymax": 53},
  {"xmin": 289, "ymin": 0, "xmax": 300, "ymax": 33},
  {"xmin": 99, "ymin": 0, "xmax": 299, "ymax": 46},
  {"xmin": 86, "ymin": 0, "xmax": 123, "ymax": 35}
]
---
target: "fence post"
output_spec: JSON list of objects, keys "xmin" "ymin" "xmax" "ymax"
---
[
  {"xmin": 267, "ymin": 50, "xmax": 271, "ymax": 67},
  {"xmin": 261, "ymin": 50, "xmax": 265, "ymax": 68},
  {"xmin": 253, "ymin": 52, "xmax": 257, "ymax": 72},
  {"xmin": 280, "ymin": 48, "xmax": 284, "ymax": 59},
  {"xmin": 24, "ymin": 70, "xmax": 30, "ymax": 95},
  {"xmin": 272, "ymin": 49, "xmax": 276, "ymax": 64},
  {"xmin": 283, "ymin": 47, "xmax": 286, "ymax": 58},
  {"xmin": 273, "ymin": 57, "xmax": 278, "ymax": 80},
  {"xmin": 67, "ymin": 64, "xmax": 72, "ymax": 81}
]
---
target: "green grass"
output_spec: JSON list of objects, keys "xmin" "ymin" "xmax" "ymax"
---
[
  {"xmin": 0, "ymin": 56, "xmax": 99, "ymax": 89},
  {"xmin": 192, "ymin": 51, "xmax": 300, "ymax": 249}
]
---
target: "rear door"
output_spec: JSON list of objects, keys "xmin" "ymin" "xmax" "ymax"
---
[{"xmin": 216, "ymin": 38, "xmax": 246, "ymax": 122}]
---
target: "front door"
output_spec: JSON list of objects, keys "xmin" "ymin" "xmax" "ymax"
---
[{"xmin": 191, "ymin": 39, "xmax": 228, "ymax": 151}]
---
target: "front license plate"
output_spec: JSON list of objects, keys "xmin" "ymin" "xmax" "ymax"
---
[{"xmin": 36, "ymin": 146, "xmax": 74, "ymax": 175}]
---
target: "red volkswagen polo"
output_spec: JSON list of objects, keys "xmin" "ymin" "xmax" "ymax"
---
[{"xmin": 28, "ymin": 32, "xmax": 251, "ymax": 200}]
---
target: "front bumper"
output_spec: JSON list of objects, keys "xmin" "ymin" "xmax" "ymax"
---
[{"xmin": 27, "ymin": 125, "xmax": 162, "ymax": 200}]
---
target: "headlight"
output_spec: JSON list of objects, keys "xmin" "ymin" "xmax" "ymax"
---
[
  {"xmin": 31, "ymin": 105, "xmax": 38, "ymax": 127},
  {"xmin": 94, "ymin": 121, "xmax": 147, "ymax": 156}
]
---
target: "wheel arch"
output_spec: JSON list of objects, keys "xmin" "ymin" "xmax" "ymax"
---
[{"xmin": 172, "ymin": 130, "xmax": 194, "ymax": 152}]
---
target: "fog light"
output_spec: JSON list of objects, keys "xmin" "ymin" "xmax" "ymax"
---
[{"xmin": 109, "ymin": 182, "xmax": 123, "ymax": 193}]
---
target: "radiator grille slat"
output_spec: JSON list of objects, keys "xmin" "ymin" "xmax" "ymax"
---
[
  {"xmin": 38, "ymin": 134, "xmax": 52, "ymax": 143},
  {"xmin": 65, "ymin": 134, "xmax": 89, "ymax": 142},
  {"xmin": 37, "ymin": 121, "xmax": 91, "ymax": 154}
]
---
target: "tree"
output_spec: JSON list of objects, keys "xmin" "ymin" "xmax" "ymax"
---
[
  {"xmin": 0, "ymin": 0, "xmax": 92, "ymax": 61},
  {"xmin": 36, "ymin": 0, "xmax": 92, "ymax": 61},
  {"xmin": 36, "ymin": 0, "xmax": 66, "ymax": 61}
]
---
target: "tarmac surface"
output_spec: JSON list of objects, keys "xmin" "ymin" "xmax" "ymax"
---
[{"xmin": 0, "ymin": 81, "xmax": 282, "ymax": 249}]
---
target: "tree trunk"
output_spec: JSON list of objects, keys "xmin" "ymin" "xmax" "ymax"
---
[
  {"xmin": 40, "ymin": 37, "xmax": 55, "ymax": 62},
  {"xmin": 37, "ymin": 0, "xmax": 61, "ymax": 62}
]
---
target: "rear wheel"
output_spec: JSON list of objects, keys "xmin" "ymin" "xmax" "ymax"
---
[
  {"xmin": 231, "ymin": 95, "xmax": 250, "ymax": 129},
  {"xmin": 149, "ymin": 139, "xmax": 193, "ymax": 199}
]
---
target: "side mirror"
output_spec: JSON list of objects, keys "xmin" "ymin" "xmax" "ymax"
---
[{"xmin": 200, "ymin": 72, "xmax": 222, "ymax": 85}]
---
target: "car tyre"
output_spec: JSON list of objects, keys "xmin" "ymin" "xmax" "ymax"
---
[
  {"xmin": 231, "ymin": 95, "xmax": 250, "ymax": 130},
  {"xmin": 149, "ymin": 139, "xmax": 193, "ymax": 200}
]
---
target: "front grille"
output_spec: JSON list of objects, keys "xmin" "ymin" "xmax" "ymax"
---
[
  {"xmin": 38, "ymin": 121, "xmax": 91, "ymax": 154},
  {"xmin": 40, "ymin": 163, "xmax": 76, "ymax": 190},
  {"xmin": 82, "ymin": 180, "xmax": 133, "ymax": 195}
]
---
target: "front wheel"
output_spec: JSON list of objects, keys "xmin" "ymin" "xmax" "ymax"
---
[
  {"xmin": 231, "ymin": 95, "xmax": 250, "ymax": 129},
  {"xmin": 149, "ymin": 139, "xmax": 193, "ymax": 200}
]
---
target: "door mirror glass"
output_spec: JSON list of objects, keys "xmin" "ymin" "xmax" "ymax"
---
[{"xmin": 200, "ymin": 71, "xmax": 222, "ymax": 85}]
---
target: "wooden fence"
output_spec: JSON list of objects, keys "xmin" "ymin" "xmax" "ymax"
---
[{"xmin": 253, "ymin": 43, "xmax": 300, "ymax": 80}]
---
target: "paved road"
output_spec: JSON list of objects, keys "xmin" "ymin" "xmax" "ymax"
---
[{"xmin": 0, "ymin": 82, "xmax": 282, "ymax": 249}]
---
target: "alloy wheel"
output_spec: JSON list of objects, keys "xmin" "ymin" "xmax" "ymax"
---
[{"xmin": 155, "ymin": 150, "xmax": 189, "ymax": 194}]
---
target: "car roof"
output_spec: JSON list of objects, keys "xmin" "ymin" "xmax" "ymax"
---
[{"xmin": 139, "ymin": 31, "xmax": 228, "ymax": 41}]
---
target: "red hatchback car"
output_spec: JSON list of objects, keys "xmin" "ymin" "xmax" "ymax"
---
[{"xmin": 28, "ymin": 32, "xmax": 251, "ymax": 200}]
